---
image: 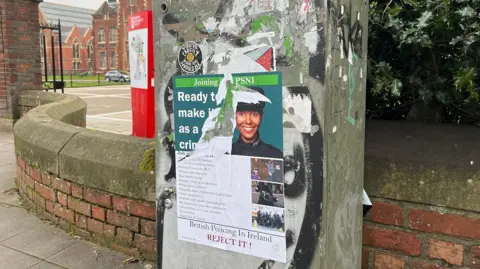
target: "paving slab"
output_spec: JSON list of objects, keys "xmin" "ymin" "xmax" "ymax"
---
[
  {"xmin": 2, "ymin": 223, "xmax": 79, "ymax": 259},
  {"xmin": 0, "ymin": 245, "xmax": 41, "ymax": 269},
  {"xmin": 0, "ymin": 206, "xmax": 37, "ymax": 242},
  {"xmin": 28, "ymin": 261, "xmax": 66, "ymax": 269},
  {"xmin": 46, "ymin": 241, "xmax": 147, "ymax": 269}
]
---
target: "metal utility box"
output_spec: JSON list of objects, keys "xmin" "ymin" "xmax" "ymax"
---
[{"xmin": 154, "ymin": 0, "xmax": 368, "ymax": 268}]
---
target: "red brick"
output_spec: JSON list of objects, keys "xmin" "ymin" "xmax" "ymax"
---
[
  {"xmin": 32, "ymin": 191, "xmax": 45, "ymax": 208},
  {"xmin": 106, "ymin": 210, "xmax": 139, "ymax": 232},
  {"xmin": 57, "ymin": 192, "xmax": 68, "ymax": 206},
  {"xmin": 374, "ymin": 253, "xmax": 405, "ymax": 269},
  {"xmin": 76, "ymin": 214, "xmax": 87, "ymax": 229},
  {"xmin": 363, "ymin": 225, "xmax": 421, "ymax": 256},
  {"xmin": 25, "ymin": 164, "xmax": 32, "ymax": 176},
  {"xmin": 362, "ymin": 248, "xmax": 370, "ymax": 269},
  {"xmin": 428, "ymin": 239, "xmax": 464, "ymax": 266},
  {"xmin": 112, "ymin": 196, "xmax": 128, "ymax": 212},
  {"xmin": 128, "ymin": 200, "xmax": 155, "ymax": 220},
  {"xmin": 409, "ymin": 209, "xmax": 480, "ymax": 240},
  {"xmin": 30, "ymin": 168, "xmax": 41, "ymax": 182},
  {"xmin": 24, "ymin": 175, "xmax": 35, "ymax": 188},
  {"xmin": 53, "ymin": 204, "xmax": 75, "ymax": 223},
  {"xmin": 17, "ymin": 156, "xmax": 26, "ymax": 170},
  {"xmin": 134, "ymin": 234, "xmax": 156, "ymax": 252},
  {"xmin": 41, "ymin": 173, "xmax": 51, "ymax": 185},
  {"xmin": 104, "ymin": 224, "xmax": 116, "ymax": 238},
  {"xmin": 67, "ymin": 197, "xmax": 91, "ymax": 216},
  {"xmin": 26, "ymin": 187, "xmax": 34, "ymax": 201},
  {"xmin": 45, "ymin": 200, "xmax": 55, "ymax": 213},
  {"xmin": 471, "ymin": 246, "xmax": 480, "ymax": 268},
  {"xmin": 34, "ymin": 182, "xmax": 55, "ymax": 202},
  {"xmin": 410, "ymin": 259, "xmax": 449, "ymax": 269},
  {"xmin": 87, "ymin": 218, "xmax": 104, "ymax": 234},
  {"xmin": 371, "ymin": 202, "xmax": 403, "ymax": 226},
  {"xmin": 52, "ymin": 178, "xmax": 71, "ymax": 194},
  {"xmin": 116, "ymin": 228, "xmax": 133, "ymax": 244},
  {"xmin": 71, "ymin": 184, "xmax": 83, "ymax": 199},
  {"xmin": 140, "ymin": 219, "xmax": 156, "ymax": 237},
  {"xmin": 92, "ymin": 206, "xmax": 105, "ymax": 221},
  {"xmin": 84, "ymin": 189, "xmax": 111, "ymax": 208}
]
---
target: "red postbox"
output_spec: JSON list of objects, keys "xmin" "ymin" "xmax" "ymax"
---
[{"xmin": 128, "ymin": 11, "xmax": 155, "ymax": 138}]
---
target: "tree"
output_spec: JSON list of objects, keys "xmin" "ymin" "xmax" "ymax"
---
[{"xmin": 367, "ymin": 0, "xmax": 480, "ymax": 124}]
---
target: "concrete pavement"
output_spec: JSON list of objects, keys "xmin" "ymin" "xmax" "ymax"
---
[{"xmin": 0, "ymin": 132, "xmax": 154, "ymax": 269}]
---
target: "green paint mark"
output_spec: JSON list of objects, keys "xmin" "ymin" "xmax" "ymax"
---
[
  {"xmin": 283, "ymin": 36, "xmax": 293, "ymax": 58},
  {"xmin": 347, "ymin": 53, "xmax": 359, "ymax": 126},
  {"xmin": 252, "ymin": 15, "xmax": 279, "ymax": 34},
  {"xmin": 217, "ymin": 82, "xmax": 233, "ymax": 124},
  {"xmin": 167, "ymin": 133, "xmax": 175, "ymax": 142}
]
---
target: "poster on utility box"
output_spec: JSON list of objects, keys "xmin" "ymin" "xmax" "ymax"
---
[{"xmin": 173, "ymin": 72, "xmax": 286, "ymax": 262}]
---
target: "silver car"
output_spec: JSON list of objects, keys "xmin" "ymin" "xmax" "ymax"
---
[{"xmin": 104, "ymin": 70, "xmax": 130, "ymax": 82}]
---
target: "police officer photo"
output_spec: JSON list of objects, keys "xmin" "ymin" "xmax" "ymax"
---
[{"xmin": 231, "ymin": 87, "xmax": 283, "ymax": 159}]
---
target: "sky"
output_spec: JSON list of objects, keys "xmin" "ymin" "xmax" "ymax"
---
[{"xmin": 44, "ymin": 0, "xmax": 104, "ymax": 10}]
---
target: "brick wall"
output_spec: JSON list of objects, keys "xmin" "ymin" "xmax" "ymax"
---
[
  {"xmin": 116, "ymin": 0, "xmax": 151, "ymax": 72},
  {"xmin": 93, "ymin": 2, "xmax": 117, "ymax": 73},
  {"xmin": 363, "ymin": 198, "xmax": 480, "ymax": 268},
  {"xmin": 0, "ymin": 0, "xmax": 42, "ymax": 129},
  {"xmin": 15, "ymin": 155, "xmax": 157, "ymax": 261}
]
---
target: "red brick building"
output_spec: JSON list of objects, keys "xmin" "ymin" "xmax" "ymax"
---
[
  {"xmin": 92, "ymin": 0, "xmax": 152, "ymax": 73},
  {"xmin": 39, "ymin": 2, "xmax": 95, "ymax": 75},
  {"xmin": 92, "ymin": 1, "xmax": 118, "ymax": 73},
  {"xmin": 116, "ymin": 0, "xmax": 152, "ymax": 72}
]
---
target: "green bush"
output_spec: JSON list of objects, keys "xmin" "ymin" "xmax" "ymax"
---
[{"xmin": 367, "ymin": 0, "xmax": 479, "ymax": 123}]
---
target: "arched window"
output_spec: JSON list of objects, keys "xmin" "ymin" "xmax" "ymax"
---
[
  {"xmin": 73, "ymin": 40, "xmax": 80, "ymax": 59},
  {"xmin": 88, "ymin": 41, "xmax": 94, "ymax": 70},
  {"xmin": 72, "ymin": 40, "xmax": 80, "ymax": 71}
]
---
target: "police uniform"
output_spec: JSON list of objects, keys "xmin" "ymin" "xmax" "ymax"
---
[
  {"xmin": 231, "ymin": 86, "xmax": 283, "ymax": 159},
  {"xmin": 232, "ymin": 134, "xmax": 282, "ymax": 159}
]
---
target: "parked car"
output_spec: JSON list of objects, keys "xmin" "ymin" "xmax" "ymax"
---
[{"xmin": 104, "ymin": 70, "xmax": 130, "ymax": 82}]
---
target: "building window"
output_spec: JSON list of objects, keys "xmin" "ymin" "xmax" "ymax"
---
[
  {"xmin": 129, "ymin": 0, "xmax": 136, "ymax": 6},
  {"xmin": 72, "ymin": 40, "xmax": 80, "ymax": 59},
  {"xmin": 87, "ymin": 41, "xmax": 93, "ymax": 58},
  {"xmin": 98, "ymin": 28, "xmax": 105, "ymax": 43},
  {"xmin": 88, "ymin": 41, "xmax": 94, "ymax": 70},
  {"xmin": 109, "ymin": 51, "xmax": 116, "ymax": 68},
  {"xmin": 109, "ymin": 27, "xmax": 117, "ymax": 43},
  {"xmin": 40, "ymin": 33, "xmax": 45, "ymax": 61},
  {"xmin": 100, "ymin": 52, "xmax": 106, "ymax": 69},
  {"xmin": 73, "ymin": 62, "xmax": 80, "ymax": 71}
]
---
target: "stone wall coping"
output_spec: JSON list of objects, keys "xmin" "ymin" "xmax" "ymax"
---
[
  {"xmin": 14, "ymin": 91, "xmax": 480, "ymax": 212},
  {"xmin": 365, "ymin": 120, "xmax": 480, "ymax": 213},
  {"xmin": 14, "ymin": 90, "xmax": 155, "ymax": 202}
]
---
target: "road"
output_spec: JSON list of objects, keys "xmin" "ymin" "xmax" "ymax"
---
[{"xmin": 63, "ymin": 85, "xmax": 133, "ymax": 135}]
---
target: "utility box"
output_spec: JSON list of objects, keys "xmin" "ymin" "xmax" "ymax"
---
[{"xmin": 154, "ymin": 0, "xmax": 368, "ymax": 268}]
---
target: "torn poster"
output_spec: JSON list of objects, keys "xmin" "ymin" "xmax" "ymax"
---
[{"xmin": 173, "ymin": 72, "xmax": 286, "ymax": 262}]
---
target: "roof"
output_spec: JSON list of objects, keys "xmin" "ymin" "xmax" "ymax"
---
[
  {"xmin": 39, "ymin": 2, "xmax": 95, "ymax": 29},
  {"xmin": 93, "ymin": 1, "xmax": 118, "ymax": 18}
]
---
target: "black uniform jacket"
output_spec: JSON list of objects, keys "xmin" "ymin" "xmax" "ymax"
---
[{"xmin": 231, "ymin": 135, "xmax": 282, "ymax": 159}]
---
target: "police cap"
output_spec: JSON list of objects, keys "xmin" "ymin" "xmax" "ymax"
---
[{"xmin": 236, "ymin": 86, "xmax": 266, "ymax": 114}]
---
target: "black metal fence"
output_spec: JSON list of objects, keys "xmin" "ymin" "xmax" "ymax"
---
[
  {"xmin": 40, "ymin": 20, "xmax": 65, "ymax": 93},
  {"xmin": 43, "ymin": 70, "xmax": 129, "ymax": 88}
]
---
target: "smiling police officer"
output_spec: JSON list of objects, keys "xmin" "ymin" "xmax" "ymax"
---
[{"xmin": 231, "ymin": 87, "xmax": 282, "ymax": 159}]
